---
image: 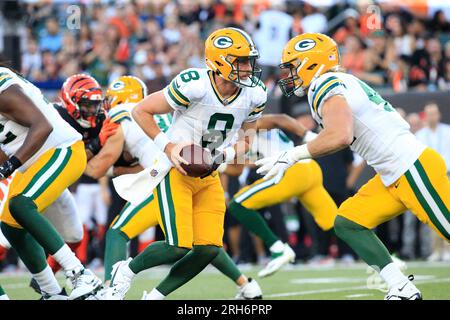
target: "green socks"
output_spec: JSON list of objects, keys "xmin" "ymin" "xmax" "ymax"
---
[
  {"xmin": 211, "ymin": 248, "xmax": 242, "ymax": 282},
  {"xmin": 334, "ymin": 215, "xmax": 392, "ymax": 269},
  {"xmin": 1, "ymin": 223, "xmax": 47, "ymax": 273},
  {"xmin": 104, "ymin": 229, "xmax": 130, "ymax": 281},
  {"xmin": 129, "ymin": 241, "xmax": 189, "ymax": 274},
  {"xmin": 9, "ymin": 195, "xmax": 64, "ymax": 254},
  {"xmin": 156, "ymin": 245, "xmax": 220, "ymax": 296},
  {"xmin": 229, "ymin": 200, "xmax": 279, "ymax": 248}
]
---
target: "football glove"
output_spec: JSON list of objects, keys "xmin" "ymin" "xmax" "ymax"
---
[
  {"xmin": 86, "ymin": 118, "xmax": 119, "ymax": 155},
  {"xmin": 0, "ymin": 156, "xmax": 21, "ymax": 180},
  {"xmin": 255, "ymin": 151, "xmax": 295, "ymax": 183}
]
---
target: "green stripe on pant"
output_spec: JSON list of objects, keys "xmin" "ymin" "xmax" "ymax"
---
[
  {"xmin": 405, "ymin": 166, "xmax": 450, "ymax": 240},
  {"xmin": 156, "ymin": 174, "xmax": 178, "ymax": 246}
]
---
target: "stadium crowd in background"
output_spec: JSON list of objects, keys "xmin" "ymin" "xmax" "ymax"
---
[
  {"xmin": 18, "ymin": 0, "xmax": 450, "ymax": 96},
  {"xmin": 1, "ymin": 0, "xmax": 450, "ymax": 273}
]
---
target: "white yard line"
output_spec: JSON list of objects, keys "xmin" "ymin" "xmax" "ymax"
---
[
  {"xmin": 346, "ymin": 294, "xmax": 374, "ymax": 298},
  {"xmin": 264, "ymin": 277, "xmax": 450, "ymax": 299}
]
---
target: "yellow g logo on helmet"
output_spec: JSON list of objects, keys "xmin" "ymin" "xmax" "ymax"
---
[
  {"xmin": 110, "ymin": 80, "xmax": 125, "ymax": 91},
  {"xmin": 279, "ymin": 33, "xmax": 339, "ymax": 97},
  {"xmin": 213, "ymin": 36, "xmax": 233, "ymax": 49},
  {"xmin": 294, "ymin": 39, "xmax": 316, "ymax": 52},
  {"xmin": 205, "ymin": 27, "xmax": 261, "ymax": 87},
  {"xmin": 106, "ymin": 75, "xmax": 148, "ymax": 110}
]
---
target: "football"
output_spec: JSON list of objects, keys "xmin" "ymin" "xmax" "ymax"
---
[{"xmin": 180, "ymin": 144, "xmax": 212, "ymax": 177}]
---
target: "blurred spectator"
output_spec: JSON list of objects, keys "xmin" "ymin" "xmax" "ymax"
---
[
  {"xmin": 429, "ymin": 10, "xmax": 450, "ymax": 33},
  {"xmin": 39, "ymin": 17, "xmax": 62, "ymax": 53},
  {"xmin": 332, "ymin": 10, "xmax": 360, "ymax": 45},
  {"xmin": 362, "ymin": 30, "xmax": 396, "ymax": 87},
  {"xmin": 406, "ymin": 112, "xmax": 424, "ymax": 133},
  {"xmin": 253, "ymin": 4, "xmax": 293, "ymax": 86},
  {"xmin": 11, "ymin": 1, "xmax": 449, "ymax": 95},
  {"xmin": 21, "ymin": 38, "xmax": 41, "ymax": 80},
  {"xmin": 301, "ymin": 3, "xmax": 327, "ymax": 33},
  {"xmin": 386, "ymin": 14, "xmax": 415, "ymax": 57},
  {"xmin": 341, "ymin": 35, "xmax": 366, "ymax": 75},
  {"xmin": 416, "ymin": 102, "xmax": 450, "ymax": 173},
  {"xmin": 409, "ymin": 38, "xmax": 444, "ymax": 90}
]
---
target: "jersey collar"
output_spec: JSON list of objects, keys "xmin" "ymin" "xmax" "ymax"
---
[{"xmin": 207, "ymin": 70, "xmax": 242, "ymax": 106}]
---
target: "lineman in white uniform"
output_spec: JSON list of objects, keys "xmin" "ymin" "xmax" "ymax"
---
[
  {"xmin": 257, "ymin": 33, "xmax": 450, "ymax": 300},
  {"xmin": 0, "ymin": 67, "xmax": 101, "ymax": 300},
  {"xmin": 227, "ymin": 113, "xmax": 338, "ymax": 277}
]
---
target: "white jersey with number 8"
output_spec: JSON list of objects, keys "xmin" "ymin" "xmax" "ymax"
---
[{"xmin": 163, "ymin": 68, "xmax": 267, "ymax": 155}]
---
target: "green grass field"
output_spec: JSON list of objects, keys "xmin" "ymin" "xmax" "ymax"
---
[{"xmin": 1, "ymin": 261, "xmax": 449, "ymax": 300}]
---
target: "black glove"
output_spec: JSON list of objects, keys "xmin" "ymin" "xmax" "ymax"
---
[
  {"xmin": 200, "ymin": 152, "xmax": 224, "ymax": 179},
  {"xmin": 85, "ymin": 137, "xmax": 101, "ymax": 156},
  {"xmin": 0, "ymin": 156, "xmax": 22, "ymax": 180}
]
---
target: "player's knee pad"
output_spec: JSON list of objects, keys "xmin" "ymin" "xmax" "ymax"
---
[
  {"xmin": 0, "ymin": 222, "xmax": 24, "ymax": 244},
  {"xmin": 228, "ymin": 200, "xmax": 245, "ymax": 218},
  {"xmin": 333, "ymin": 215, "xmax": 366, "ymax": 239},
  {"xmin": 106, "ymin": 227, "xmax": 129, "ymax": 243},
  {"xmin": 9, "ymin": 195, "xmax": 36, "ymax": 222},
  {"xmin": 192, "ymin": 244, "xmax": 221, "ymax": 259},
  {"xmin": 169, "ymin": 246, "xmax": 189, "ymax": 259}
]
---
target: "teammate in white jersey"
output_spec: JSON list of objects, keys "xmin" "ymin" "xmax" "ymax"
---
[
  {"xmin": 227, "ymin": 113, "xmax": 338, "ymax": 277},
  {"xmin": 0, "ymin": 66, "xmax": 102, "ymax": 300},
  {"xmin": 90, "ymin": 76, "xmax": 262, "ymax": 299},
  {"xmin": 256, "ymin": 33, "xmax": 450, "ymax": 300},
  {"xmin": 104, "ymin": 27, "xmax": 266, "ymax": 300}
]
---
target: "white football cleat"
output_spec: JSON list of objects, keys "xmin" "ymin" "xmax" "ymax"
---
[
  {"xmin": 384, "ymin": 275, "xmax": 422, "ymax": 300},
  {"xmin": 258, "ymin": 244, "xmax": 296, "ymax": 278},
  {"xmin": 65, "ymin": 267, "xmax": 102, "ymax": 300},
  {"xmin": 102, "ymin": 258, "xmax": 133, "ymax": 300},
  {"xmin": 40, "ymin": 288, "xmax": 69, "ymax": 300},
  {"xmin": 235, "ymin": 278, "xmax": 262, "ymax": 300},
  {"xmin": 141, "ymin": 291, "xmax": 150, "ymax": 300}
]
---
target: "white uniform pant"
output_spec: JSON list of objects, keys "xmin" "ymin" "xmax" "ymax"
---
[
  {"xmin": 75, "ymin": 183, "xmax": 107, "ymax": 230},
  {"xmin": 0, "ymin": 188, "xmax": 83, "ymax": 249}
]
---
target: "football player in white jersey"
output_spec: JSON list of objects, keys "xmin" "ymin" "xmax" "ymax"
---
[
  {"xmin": 256, "ymin": 33, "xmax": 450, "ymax": 300},
  {"xmin": 0, "ymin": 66, "xmax": 102, "ymax": 300},
  {"xmin": 92, "ymin": 75, "xmax": 262, "ymax": 299},
  {"xmin": 105, "ymin": 27, "xmax": 266, "ymax": 300},
  {"xmin": 227, "ymin": 113, "xmax": 338, "ymax": 277}
]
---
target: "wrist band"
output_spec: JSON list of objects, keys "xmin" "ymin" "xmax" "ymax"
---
[
  {"xmin": 291, "ymin": 144, "xmax": 312, "ymax": 162},
  {"xmin": 154, "ymin": 132, "xmax": 171, "ymax": 152},
  {"xmin": 303, "ymin": 130, "xmax": 318, "ymax": 143},
  {"xmin": 106, "ymin": 166, "xmax": 114, "ymax": 177},
  {"xmin": 9, "ymin": 156, "xmax": 22, "ymax": 170},
  {"xmin": 223, "ymin": 147, "xmax": 236, "ymax": 163}
]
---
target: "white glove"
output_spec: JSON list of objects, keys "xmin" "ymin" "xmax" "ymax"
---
[
  {"xmin": 255, "ymin": 151, "xmax": 296, "ymax": 182},
  {"xmin": 255, "ymin": 144, "xmax": 312, "ymax": 182},
  {"xmin": 303, "ymin": 130, "xmax": 318, "ymax": 143}
]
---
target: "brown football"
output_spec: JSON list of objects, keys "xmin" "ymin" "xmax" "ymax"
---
[{"xmin": 180, "ymin": 144, "xmax": 212, "ymax": 177}]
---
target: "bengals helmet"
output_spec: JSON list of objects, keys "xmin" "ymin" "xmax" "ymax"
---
[
  {"xmin": 60, "ymin": 74, "xmax": 104, "ymax": 128},
  {"xmin": 279, "ymin": 33, "xmax": 340, "ymax": 97},
  {"xmin": 205, "ymin": 27, "xmax": 261, "ymax": 87},
  {"xmin": 105, "ymin": 75, "xmax": 148, "ymax": 110}
]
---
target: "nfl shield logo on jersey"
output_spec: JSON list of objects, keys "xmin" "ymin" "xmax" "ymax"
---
[{"xmin": 150, "ymin": 169, "xmax": 158, "ymax": 177}]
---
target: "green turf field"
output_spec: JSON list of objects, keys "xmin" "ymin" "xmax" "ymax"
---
[{"xmin": 1, "ymin": 261, "xmax": 449, "ymax": 300}]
